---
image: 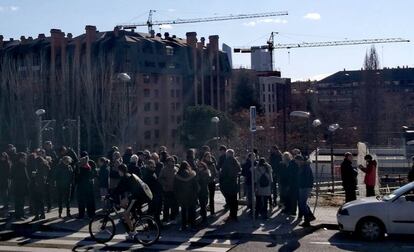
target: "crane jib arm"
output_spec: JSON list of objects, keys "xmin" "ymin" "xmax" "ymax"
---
[
  {"xmin": 273, "ymin": 38, "xmax": 410, "ymax": 49},
  {"xmin": 117, "ymin": 11, "xmax": 288, "ymax": 28}
]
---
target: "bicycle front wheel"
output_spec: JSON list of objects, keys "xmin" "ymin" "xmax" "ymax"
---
[
  {"xmin": 134, "ymin": 215, "xmax": 160, "ymax": 246},
  {"xmin": 89, "ymin": 214, "xmax": 116, "ymax": 244}
]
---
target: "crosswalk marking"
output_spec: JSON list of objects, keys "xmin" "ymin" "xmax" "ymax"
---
[
  {"xmin": 0, "ymin": 231, "xmax": 238, "ymax": 252},
  {"xmin": 31, "ymin": 231, "xmax": 238, "ymax": 245},
  {"xmin": 0, "ymin": 246, "xmax": 71, "ymax": 252}
]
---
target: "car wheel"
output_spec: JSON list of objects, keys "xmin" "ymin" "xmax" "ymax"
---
[{"xmin": 356, "ymin": 218, "xmax": 385, "ymax": 241}]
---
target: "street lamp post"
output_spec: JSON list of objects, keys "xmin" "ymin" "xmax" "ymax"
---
[
  {"xmin": 35, "ymin": 109, "xmax": 46, "ymax": 148},
  {"xmin": 211, "ymin": 116, "xmax": 220, "ymax": 151},
  {"xmin": 328, "ymin": 123, "xmax": 340, "ymax": 194},
  {"xmin": 312, "ymin": 119, "xmax": 322, "ymax": 213},
  {"xmin": 118, "ymin": 73, "xmax": 132, "ymax": 145},
  {"xmin": 290, "ymin": 111, "xmax": 311, "ymax": 156},
  {"xmin": 118, "ymin": 73, "xmax": 132, "ymax": 121},
  {"xmin": 211, "ymin": 116, "xmax": 220, "ymax": 139}
]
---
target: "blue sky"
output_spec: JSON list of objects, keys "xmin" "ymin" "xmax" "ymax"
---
[{"xmin": 1, "ymin": 0, "xmax": 413, "ymax": 80}]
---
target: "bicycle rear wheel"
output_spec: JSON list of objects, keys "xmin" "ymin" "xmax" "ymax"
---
[
  {"xmin": 134, "ymin": 215, "xmax": 160, "ymax": 246},
  {"xmin": 89, "ymin": 214, "xmax": 116, "ymax": 243}
]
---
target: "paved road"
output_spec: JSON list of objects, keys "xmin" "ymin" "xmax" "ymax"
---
[
  {"xmin": 230, "ymin": 229, "xmax": 414, "ymax": 252},
  {"xmin": 0, "ymin": 230, "xmax": 238, "ymax": 251},
  {"xmin": 1, "ymin": 228, "xmax": 414, "ymax": 251}
]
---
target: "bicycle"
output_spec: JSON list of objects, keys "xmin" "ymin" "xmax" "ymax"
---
[{"xmin": 88, "ymin": 196, "xmax": 160, "ymax": 246}]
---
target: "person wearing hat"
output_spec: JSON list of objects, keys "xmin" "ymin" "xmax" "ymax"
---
[
  {"xmin": 358, "ymin": 154, "xmax": 377, "ymax": 197},
  {"xmin": 341, "ymin": 152, "xmax": 358, "ymax": 202}
]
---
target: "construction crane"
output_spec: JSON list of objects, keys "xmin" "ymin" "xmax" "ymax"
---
[
  {"xmin": 234, "ymin": 32, "xmax": 410, "ymax": 71},
  {"xmin": 117, "ymin": 10, "xmax": 288, "ymax": 33}
]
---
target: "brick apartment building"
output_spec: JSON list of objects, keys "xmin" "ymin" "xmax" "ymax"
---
[
  {"xmin": 316, "ymin": 67, "xmax": 414, "ymax": 145},
  {"xmin": 0, "ymin": 26, "xmax": 231, "ymax": 154}
]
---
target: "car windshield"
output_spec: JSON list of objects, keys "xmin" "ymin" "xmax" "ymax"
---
[{"xmin": 383, "ymin": 182, "xmax": 414, "ymax": 201}]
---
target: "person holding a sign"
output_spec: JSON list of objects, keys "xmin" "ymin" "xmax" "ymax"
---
[{"xmin": 358, "ymin": 155, "xmax": 377, "ymax": 197}]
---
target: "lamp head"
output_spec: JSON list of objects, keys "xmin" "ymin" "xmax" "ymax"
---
[
  {"xmin": 211, "ymin": 116, "xmax": 220, "ymax": 123},
  {"xmin": 290, "ymin": 111, "xmax": 310, "ymax": 119},
  {"xmin": 117, "ymin": 73, "xmax": 131, "ymax": 82},
  {"xmin": 35, "ymin": 109, "xmax": 46, "ymax": 116}
]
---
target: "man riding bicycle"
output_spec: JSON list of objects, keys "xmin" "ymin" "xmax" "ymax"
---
[{"xmin": 112, "ymin": 164, "xmax": 153, "ymax": 240}]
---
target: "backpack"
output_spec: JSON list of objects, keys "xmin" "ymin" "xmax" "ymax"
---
[
  {"xmin": 259, "ymin": 168, "xmax": 270, "ymax": 188},
  {"xmin": 132, "ymin": 174, "xmax": 153, "ymax": 201}
]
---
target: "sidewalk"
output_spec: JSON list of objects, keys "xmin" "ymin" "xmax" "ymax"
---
[{"xmin": 3, "ymin": 191, "xmax": 339, "ymax": 240}]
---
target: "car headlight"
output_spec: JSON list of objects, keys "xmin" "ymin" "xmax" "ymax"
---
[{"xmin": 338, "ymin": 208, "xmax": 349, "ymax": 216}]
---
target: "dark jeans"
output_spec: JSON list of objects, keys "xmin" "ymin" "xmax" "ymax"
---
[
  {"xmin": 298, "ymin": 188, "xmax": 314, "ymax": 221},
  {"xmin": 0, "ymin": 181, "xmax": 9, "ymax": 208},
  {"xmin": 208, "ymin": 182, "xmax": 216, "ymax": 214},
  {"xmin": 255, "ymin": 195, "xmax": 270, "ymax": 219},
  {"xmin": 180, "ymin": 204, "xmax": 196, "ymax": 229},
  {"xmin": 271, "ymin": 177, "xmax": 278, "ymax": 205},
  {"xmin": 13, "ymin": 189, "xmax": 25, "ymax": 218},
  {"xmin": 33, "ymin": 185, "xmax": 45, "ymax": 216},
  {"xmin": 366, "ymin": 185, "xmax": 375, "ymax": 197},
  {"xmin": 279, "ymin": 184, "xmax": 289, "ymax": 208},
  {"xmin": 77, "ymin": 182, "xmax": 95, "ymax": 218},
  {"xmin": 57, "ymin": 184, "xmax": 71, "ymax": 214},
  {"xmin": 199, "ymin": 195, "xmax": 208, "ymax": 221},
  {"xmin": 148, "ymin": 194, "xmax": 162, "ymax": 224},
  {"xmin": 344, "ymin": 187, "xmax": 357, "ymax": 203},
  {"xmin": 286, "ymin": 187, "xmax": 298, "ymax": 215},
  {"xmin": 44, "ymin": 183, "xmax": 52, "ymax": 210},
  {"xmin": 223, "ymin": 192, "xmax": 238, "ymax": 220},
  {"xmin": 163, "ymin": 191, "xmax": 178, "ymax": 222}
]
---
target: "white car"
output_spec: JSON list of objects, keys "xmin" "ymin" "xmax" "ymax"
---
[{"xmin": 337, "ymin": 182, "xmax": 414, "ymax": 241}]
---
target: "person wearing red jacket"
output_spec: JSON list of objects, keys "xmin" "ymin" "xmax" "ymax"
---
[{"xmin": 358, "ymin": 155, "xmax": 377, "ymax": 197}]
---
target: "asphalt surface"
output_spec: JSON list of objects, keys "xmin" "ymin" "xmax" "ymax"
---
[{"xmin": 230, "ymin": 229, "xmax": 414, "ymax": 252}]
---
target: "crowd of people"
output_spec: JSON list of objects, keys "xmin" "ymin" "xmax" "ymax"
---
[{"xmin": 0, "ymin": 141, "xmax": 319, "ymax": 229}]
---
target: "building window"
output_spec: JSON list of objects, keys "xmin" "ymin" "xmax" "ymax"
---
[
  {"xmin": 144, "ymin": 103, "xmax": 151, "ymax": 111},
  {"xmin": 171, "ymin": 115, "xmax": 175, "ymax": 123},
  {"xmin": 170, "ymin": 90, "xmax": 175, "ymax": 98},
  {"xmin": 145, "ymin": 61, "xmax": 156, "ymax": 67},
  {"xmin": 154, "ymin": 89, "xmax": 159, "ymax": 97},
  {"xmin": 166, "ymin": 46, "xmax": 174, "ymax": 56},
  {"xmin": 171, "ymin": 103, "xmax": 175, "ymax": 111},
  {"xmin": 144, "ymin": 117, "xmax": 151, "ymax": 125},
  {"xmin": 268, "ymin": 85, "xmax": 271, "ymax": 92},
  {"xmin": 176, "ymin": 103, "xmax": 181, "ymax": 110},
  {"xmin": 175, "ymin": 76, "xmax": 181, "ymax": 84},
  {"xmin": 154, "ymin": 130, "xmax": 160, "ymax": 139},
  {"xmin": 144, "ymin": 131, "xmax": 151, "ymax": 140},
  {"xmin": 177, "ymin": 116, "xmax": 182, "ymax": 124},
  {"xmin": 176, "ymin": 89, "xmax": 180, "ymax": 98},
  {"xmin": 152, "ymin": 73, "xmax": 159, "ymax": 83},
  {"xmin": 154, "ymin": 116, "xmax": 159, "ymax": 125},
  {"xmin": 171, "ymin": 129, "xmax": 177, "ymax": 138},
  {"xmin": 144, "ymin": 88, "xmax": 150, "ymax": 97},
  {"xmin": 143, "ymin": 74, "xmax": 150, "ymax": 83},
  {"xmin": 154, "ymin": 102, "xmax": 159, "ymax": 111}
]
